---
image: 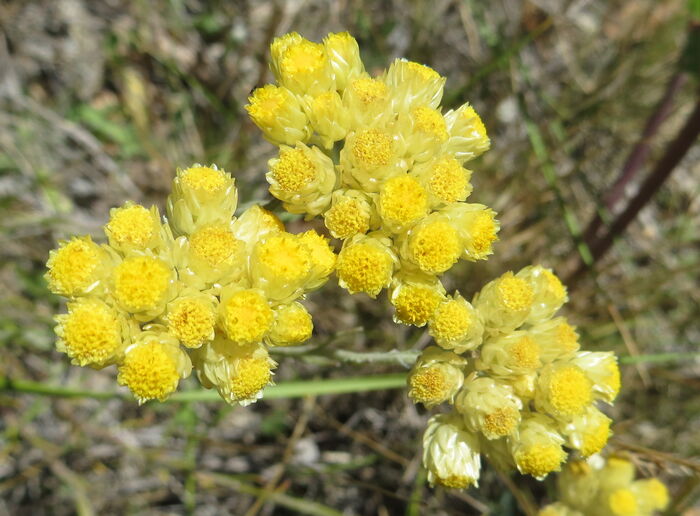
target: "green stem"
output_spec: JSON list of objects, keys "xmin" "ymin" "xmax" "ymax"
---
[{"xmin": 0, "ymin": 373, "xmax": 408, "ymax": 403}]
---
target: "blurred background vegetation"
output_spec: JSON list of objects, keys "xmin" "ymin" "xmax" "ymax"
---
[{"xmin": 0, "ymin": 1, "xmax": 698, "ymax": 514}]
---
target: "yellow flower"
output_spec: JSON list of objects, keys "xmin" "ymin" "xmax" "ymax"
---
[
  {"xmin": 530, "ymin": 317, "xmax": 580, "ymax": 364},
  {"xmin": 55, "ymin": 298, "xmax": 127, "ymax": 367},
  {"xmin": 473, "ymin": 271, "xmax": 534, "ymax": 332},
  {"xmin": 245, "ymin": 84, "xmax": 311, "ymax": 146},
  {"xmin": 455, "ymin": 377, "xmax": 522, "ymax": 440},
  {"xmin": 517, "ymin": 265, "xmax": 568, "ymax": 324},
  {"xmin": 443, "ymin": 103, "xmax": 490, "ymax": 162},
  {"xmin": 193, "ymin": 337, "xmax": 276, "ymax": 405},
  {"xmin": 343, "ymin": 75, "xmax": 391, "ymax": 127},
  {"xmin": 165, "ymin": 293, "xmax": 217, "ymax": 348},
  {"xmin": 323, "ymin": 189, "xmax": 375, "ymax": 239},
  {"xmin": 571, "ymin": 351, "xmax": 621, "ymax": 404},
  {"xmin": 415, "ymin": 156, "xmax": 473, "ymax": 206},
  {"xmin": 422, "ymin": 414, "xmax": 481, "ymax": 489},
  {"xmin": 559, "ymin": 406, "xmax": 611, "ymax": 457},
  {"xmin": 510, "ymin": 413, "xmax": 566, "ymax": 479},
  {"xmin": 535, "ymin": 363, "xmax": 593, "ymax": 420},
  {"xmin": 377, "ymin": 174, "xmax": 428, "ymax": 232},
  {"xmin": 112, "ymin": 254, "xmax": 173, "ymax": 318},
  {"xmin": 296, "ymin": 230, "xmax": 337, "ymax": 291},
  {"xmin": 341, "ymin": 128, "xmax": 403, "ymax": 192},
  {"xmin": 219, "ymin": 288, "xmax": 274, "ymax": 345},
  {"xmin": 251, "ymin": 232, "xmax": 313, "ymax": 301},
  {"xmin": 443, "ymin": 203, "xmax": 500, "ymax": 261},
  {"xmin": 400, "ymin": 105, "xmax": 448, "ymax": 163},
  {"xmin": 408, "ymin": 346, "xmax": 467, "ymax": 407},
  {"xmin": 271, "ymin": 35, "xmax": 332, "ymax": 95},
  {"xmin": 105, "ymin": 202, "xmax": 162, "ymax": 252},
  {"xmin": 267, "ymin": 302, "xmax": 314, "ymax": 346},
  {"xmin": 390, "ymin": 273, "xmax": 445, "ymax": 327},
  {"xmin": 385, "ymin": 59, "xmax": 445, "ymax": 112},
  {"xmin": 428, "ymin": 293, "xmax": 484, "ymax": 353},
  {"xmin": 231, "ymin": 204, "xmax": 284, "ymax": 252},
  {"xmin": 45, "ymin": 236, "xmax": 109, "ymax": 297},
  {"xmin": 267, "ymin": 143, "xmax": 337, "ymax": 216},
  {"xmin": 304, "ymin": 91, "xmax": 350, "ymax": 149},
  {"xmin": 323, "ymin": 32, "xmax": 364, "ymax": 90},
  {"xmin": 117, "ymin": 332, "xmax": 191, "ymax": 404},
  {"xmin": 476, "ymin": 331, "xmax": 542, "ymax": 376},
  {"xmin": 166, "ymin": 164, "xmax": 238, "ymax": 236},
  {"xmin": 186, "ymin": 222, "xmax": 246, "ymax": 285},
  {"xmin": 402, "ymin": 214, "xmax": 462, "ymax": 275},
  {"xmin": 336, "ymin": 233, "xmax": 396, "ymax": 297}
]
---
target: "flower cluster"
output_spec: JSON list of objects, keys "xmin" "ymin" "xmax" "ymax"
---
[
  {"xmin": 539, "ymin": 455, "xmax": 669, "ymax": 516},
  {"xmin": 46, "ymin": 165, "xmax": 335, "ymax": 405},
  {"xmin": 413, "ymin": 266, "xmax": 621, "ymax": 488},
  {"xmin": 246, "ymin": 31, "xmax": 497, "ymax": 306}
]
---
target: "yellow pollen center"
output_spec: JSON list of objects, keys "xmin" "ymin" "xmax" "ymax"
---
[
  {"xmin": 483, "ymin": 407, "xmax": 519, "ymax": 438},
  {"xmin": 393, "ymin": 284, "xmax": 442, "ymax": 326},
  {"xmin": 222, "ymin": 290, "xmax": 273, "ymax": 344},
  {"xmin": 511, "ymin": 336, "xmax": 540, "ymax": 369},
  {"xmin": 60, "ymin": 300, "xmax": 121, "ymax": 366},
  {"xmin": 436, "ymin": 474, "xmax": 474, "ymax": 489},
  {"xmin": 462, "ymin": 106, "xmax": 487, "ymax": 138},
  {"xmin": 312, "ymin": 92, "xmax": 335, "ymax": 114},
  {"xmin": 548, "ymin": 365, "xmax": 593, "ymax": 416},
  {"xmin": 605, "ymin": 361, "xmax": 622, "ymax": 400},
  {"xmin": 608, "ymin": 489, "xmax": 637, "ymax": 516},
  {"xmin": 581, "ymin": 419, "xmax": 611, "ymax": 457},
  {"xmin": 646, "ymin": 479, "xmax": 669, "ymax": 509},
  {"xmin": 272, "ymin": 148, "xmax": 318, "ymax": 192},
  {"xmin": 409, "ymin": 367, "xmax": 449, "ymax": 405},
  {"xmin": 46, "ymin": 237, "xmax": 102, "ymax": 296},
  {"xmin": 470, "ymin": 212, "xmax": 498, "ymax": 254},
  {"xmin": 543, "ymin": 269, "xmax": 566, "ymax": 301},
  {"xmin": 298, "ymin": 231, "xmax": 336, "ymax": 277},
  {"xmin": 556, "ymin": 322, "xmax": 579, "ymax": 353},
  {"xmin": 113, "ymin": 256, "xmax": 170, "ymax": 312},
  {"xmin": 256, "ymin": 233, "xmax": 312, "ymax": 282},
  {"xmin": 189, "ymin": 225, "xmax": 243, "ymax": 268},
  {"xmin": 167, "ymin": 298, "xmax": 215, "ymax": 348},
  {"xmin": 497, "ymin": 276, "xmax": 534, "ymax": 312},
  {"xmin": 281, "ymin": 40, "xmax": 326, "ymax": 77},
  {"xmin": 352, "ymin": 129, "xmax": 393, "ymax": 167},
  {"xmin": 107, "ymin": 204, "xmax": 155, "ymax": 248},
  {"xmin": 324, "ymin": 199, "xmax": 370, "ymax": 239},
  {"xmin": 516, "ymin": 444, "xmax": 564, "ymax": 478},
  {"xmin": 406, "ymin": 61, "xmax": 441, "ymax": 82},
  {"xmin": 412, "ymin": 106, "xmax": 448, "ymax": 141},
  {"xmin": 246, "ymin": 85, "xmax": 286, "ymax": 126},
  {"xmin": 336, "ymin": 242, "xmax": 393, "ymax": 297},
  {"xmin": 230, "ymin": 357, "xmax": 272, "ymax": 401},
  {"xmin": 430, "ymin": 299, "xmax": 471, "ymax": 342},
  {"xmin": 429, "ymin": 158, "xmax": 469, "ymax": 203},
  {"xmin": 379, "ymin": 175, "xmax": 428, "ymax": 227},
  {"xmin": 409, "ymin": 220, "xmax": 461, "ymax": 274},
  {"xmin": 272, "ymin": 304, "xmax": 313, "ymax": 345},
  {"xmin": 181, "ymin": 166, "xmax": 227, "ymax": 193},
  {"xmin": 118, "ymin": 342, "xmax": 180, "ymax": 402},
  {"xmin": 350, "ymin": 77, "xmax": 388, "ymax": 105}
]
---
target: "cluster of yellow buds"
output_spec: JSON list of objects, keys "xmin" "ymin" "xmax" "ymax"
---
[
  {"xmin": 246, "ymin": 32, "xmax": 497, "ymax": 304},
  {"xmin": 413, "ymin": 265, "xmax": 621, "ymax": 488},
  {"xmin": 539, "ymin": 455, "xmax": 669, "ymax": 516},
  {"xmin": 46, "ymin": 165, "xmax": 335, "ymax": 405}
]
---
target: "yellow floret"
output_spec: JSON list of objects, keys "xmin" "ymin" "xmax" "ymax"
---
[
  {"xmin": 497, "ymin": 275, "xmax": 534, "ymax": 312},
  {"xmin": 408, "ymin": 220, "xmax": 461, "ymax": 274},
  {"xmin": 117, "ymin": 342, "xmax": 180, "ymax": 402},
  {"xmin": 436, "ymin": 474, "xmax": 474, "ymax": 489},
  {"xmin": 543, "ymin": 268, "xmax": 567, "ymax": 302},
  {"xmin": 297, "ymin": 230, "xmax": 336, "ymax": 278},
  {"xmin": 221, "ymin": 290, "xmax": 274, "ymax": 344},
  {"xmin": 57, "ymin": 299, "xmax": 121, "ymax": 366},
  {"xmin": 270, "ymin": 303, "xmax": 313, "ymax": 345},
  {"xmin": 429, "ymin": 158, "xmax": 470, "ymax": 203},
  {"xmin": 412, "ymin": 106, "xmax": 448, "ymax": 141},
  {"xmin": 430, "ymin": 298, "xmax": 472, "ymax": 341},
  {"xmin": 106, "ymin": 203, "xmax": 156, "ymax": 248},
  {"xmin": 336, "ymin": 242, "xmax": 393, "ymax": 297},
  {"xmin": 256, "ymin": 233, "xmax": 312, "ymax": 282},
  {"xmin": 379, "ymin": 175, "xmax": 428, "ymax": 228},
  {"xmin": 462, "ymin": 105, "xmax": 487, "ymax": 139},
  {"xmin": 645, "ymin": 478, "xmax": 669, "ymax": 509},
  {"xmin": 280, "ymin": 40, "xmax": 326, "ymax": 80},
  {"xmin": 46, "ymin": 236, "xmax": 103, "ymax": 297},
  {"xmin": 113, "ymin": 256, "xmax": 170, "ymax": 313},
  {"xmin": 350, "ymin": 77, "xmax": 388, "ymax": 105},
  {"xmin": 515, "ymin": 444, "xmax": 565, "ymax": 478},
  {"xmin": 167, "ymin": 298, "xmax": 215, "ymax": 348},
  {"xmin": 409, "ymin": 367, "xmax": 450, "ymax": 406},
  {"xmin": 608, "ymin": 488, "xmax": 637, "ymax": 516},
  {"xmin": 547, "ymin": 365, "xmax": 593, "ymax": 417},
  {"xmin": 230, "ymin": 357, "xmax": 273, "ymax": 401},
  {"xmin": 246, "ymin": 85, "xmax": 288, "ymax": 127},
  {"xmin": 511, "ymin": 336, "xmax": 540, "ymax": 369},
  {"xmin": 557, "ymin": 322, "xmax": 579, "ymax": 354},
  {"xmin": 324, "ymin": 199, "xmax": 370, "ymax": 239},
  {"xmin": 605, "ymin": 361, "xmax": 622, "ymax": 401},
  {"xmin": 406, "ymin": 61, "xmax": 440, "ymax": 81},
  {"xmin": 352, "ymin": 128, "xmax": 393, "ymax": 167},
  {"xmin": 189, "ymin": 224, "xmax": 243, "ymax": 268},
  {"xmin": 469, "ymin": 211, "xmax": 499, "ymax": 255},
  {"xmin": 483, "ymin": 408, "xmax": 520, "ymax": 439},
  {"xmin": 270, "ymin": 148, "xmax": 318, "ymax": 192},
  {"xmin": 180, "ymin": 165, "xmax": 227, "ymax": 193},
  {"xmin": 580, "ymin": 417, "xmax": 611, "ymax": 457},
  {"xmin": 393, "ymin": 284, "xmax": 443, "ymax": 326}
]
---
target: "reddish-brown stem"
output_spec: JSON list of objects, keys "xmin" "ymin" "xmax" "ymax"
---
[
  {"xmin": 583, "ymin": 71, "xmax": 687, "ymax": 244},
  {"xmin": 569, "ymin": 94, "xmax": 700, "ymax": 283}
]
